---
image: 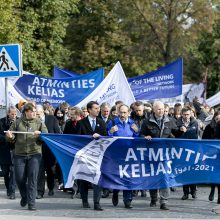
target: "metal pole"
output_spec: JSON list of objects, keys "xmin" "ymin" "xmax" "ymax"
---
[{"xmin": 5, "ymin": 77, "xmax": 8, "ymax": 117}]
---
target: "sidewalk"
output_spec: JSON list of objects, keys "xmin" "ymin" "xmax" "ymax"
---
[{"xmin": 0, "ymin": 178, "xmax": 219, "ymax": 219}]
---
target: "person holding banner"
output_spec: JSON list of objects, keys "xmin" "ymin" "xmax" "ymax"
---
[
  {"xmin": 140, "ymin": 101, "xmax": 179, "ymax": 210},
  {"xmin": 203, "ymin": 110, "xmax": 220, "ymax": 203},
  {"xmin": 76, "ymin": 101, "xmax": 107, "ymax": 211},
  {"xmin": 5, "ymin": 103, "xmax": 48, "ymax": 211},
  {"xmin": 212, "ymin": 120, "xmax": 220, "ymax": 214},
  {"xmin": 107, "ymin": 104, "xmax": 139, "ymax": 209},
  {"xmin": 175, "ymin": 106, "xmax": 199, "ymax": 200}
]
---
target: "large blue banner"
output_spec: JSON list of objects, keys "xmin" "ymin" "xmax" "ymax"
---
[
  {"xmin": 53, "ymin": 67, "xmax": 79, "ymax": 78},
  {"xmin": 128, "ymin": 58, "xmax": 183, "ymax": 100},
  {"xmin": 41, "ymin": 134, "xmax": 220, "ymax": 190},
  {"xmin": 14, "ymin": 68, "xmax": 104, "ymax": 106}
]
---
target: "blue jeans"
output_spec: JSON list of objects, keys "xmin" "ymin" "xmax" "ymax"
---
[{"xmin": 14, "ymin": 154, "xmax": 41, "ymax": 207}]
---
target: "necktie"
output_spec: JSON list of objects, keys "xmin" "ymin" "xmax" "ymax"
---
[{"xmin": 92, "ymin": 119, "xmax": 96, "ymax": 131}]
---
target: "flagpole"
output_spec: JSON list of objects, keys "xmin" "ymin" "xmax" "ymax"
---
[
  {"xmin": 5, "ymin": 77, "xmax": 8, "ymax": 117},
  {"xmin": 4, "ymin": 131, "xmax": 35, "ymax": 135}
]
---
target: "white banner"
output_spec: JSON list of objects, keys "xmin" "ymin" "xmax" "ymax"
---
[
  {"xmin": 206, "ymin": 91, "xmax": 220, "ymax": 107},
  {"xmin": 76, "ymin": 61, "xmax": 136, "ymax": 107}
]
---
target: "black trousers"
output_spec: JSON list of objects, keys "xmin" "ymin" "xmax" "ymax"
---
[
  {"xmin": 37, "ymin": 157, "xmax": 55, "ymax": 196},
  {"xmin": 79, "ymin": 180, "xmax": 101, "ymax": 204},
  {"xmin": 14, "ymin": 154, "xmax": 41, "ymax": 207},
  {"xmin": 183, "ymin": 184, "xmax": 196, "ymax": 195},
  {"xmin": 1, "ymin": 164, "xmax": 16, "ymax": 195}
]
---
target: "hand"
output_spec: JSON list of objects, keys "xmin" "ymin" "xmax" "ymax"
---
[
  {"xmin": 180, "ymin": 126, "xmax": 187, "ymax": 132},
  {"xmin": 34, "ymin": 130, "xmax": 41, "ymax": 138},
  {"xmin": 144, "ymin": 135, "xmax": 152, "ymax": 140},
  {"xmin": 5, "ymin": 130, "xmax": 14, "ymax": 139},
  {"xmin": 131, "ymin": 123, "xmax": 139, "ymax": 133},
  {"xmin": 110, "ymin": 125, "xmax": 118, "ymax": 133},
  {"xmin": 93, "ymin": 133, "xmax": 101, "ymax": 139}
]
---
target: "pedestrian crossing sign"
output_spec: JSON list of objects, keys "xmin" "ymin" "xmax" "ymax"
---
[{"xmin": 0, "ymin": 44, "xmax": 22, "ymax": 77}]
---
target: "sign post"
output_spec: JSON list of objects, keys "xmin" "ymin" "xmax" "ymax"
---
[{"xmin": 0, "ymin": 44, "xmax": 22, "ymax": 114}]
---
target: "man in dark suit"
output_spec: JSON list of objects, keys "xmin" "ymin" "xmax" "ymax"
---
[
  {"xmin": 36, "ymin": 105, "xmax": 61, "ymax": 199},
  {"xmin": 76, "ymin": 101, "xmax": 107, "ymax": 211}
]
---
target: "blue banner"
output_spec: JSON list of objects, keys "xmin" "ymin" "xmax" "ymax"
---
[
  {"xmin": 53, "ymin": 67, "xmax": 79, "ymax": 78},
  {"xmin": 14, "ymin": 68, "xmax": 104, "ymax": 106},
  {"xmin": 41, "ymin": 134, "xmax": 220, "ymax": 190},
  {"xmin": 128, "ymin": 58, "xmax": 183, "ymax": 100}
]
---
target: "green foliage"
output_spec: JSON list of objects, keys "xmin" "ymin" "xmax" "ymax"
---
[
  {"xmin": 187, "ymin": 16, "xmax": 220, "ymax": 97},
  {"xmin": 0, "ymin": 0, "xmax": 20, "ymax": 43},
  {"xmin": 17, "ymin": 0, "xmax": 79, "ymax": 76},
  {"xmin": 65, "ymin": 0, "xmax": 217, "ymax": 78}
]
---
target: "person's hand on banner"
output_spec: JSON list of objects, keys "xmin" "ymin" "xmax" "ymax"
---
[
  {"xmin": 180, "ymin": 126, "xmax": 187, "ymax": 133},
  {"xmin": 93, "ymin": 133, "xmax": 101, "ymax": 139},
  {"xmin": 131, "ymin": 123, "xmax": 139, "ymax": 133},
  {"xmin": 34, "ymin": 130, "xmax": 41, "ymax": 138},
  {"xmin": 110, "ymin": 125, "xmax": 118, "ymax": 134},
  {"xmin": 144, "ymin": 135, "xmax": 152, "ymax": 140},
  {"xmin": 5, "ymin": 130, "xmax": 15, "ymax": 140}
]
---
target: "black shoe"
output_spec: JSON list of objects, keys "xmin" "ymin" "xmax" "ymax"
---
[
  {"xmin": 36, "ymin": 194, "xmax": 43, "ymax": 199},
  {"xmin": 217, "ymin": 198, "xmax": 220, "ymax": 204},
  {"xmin": 112, "ymin": 194, "xmax": 119, "ymax": 206},
  {"xmin": 7, "ymin": 190, "xmax": 10, "ymax": 197},
  {"xmin": 94, "ymin": 203, "xmax": 103, "ymax": 211},
  {"xmin": 102, "ymin": 191, "xmax": 109, "ymax": 198},
  {"xmin": 209, "ymin": 191, "xmax": 215, "ymax": 201},
  {"xmin": 124, "ymin": 201, "xmax": 133, "ymax": 209},
  {"xmin": 9, "ymin": 194, "xmax": 15, "ymax": 200},
  {"xmin": 83, "ymin": 202, "xmax": 91, "ymax": 208},
  {"xmin": 150, "ymin": 201, "xmax": 156, "ymax": 207},
  {"xmin": 48, "ymin": 190, "xmax": 54, "ymax": 196},
  {"xmin": 132, "ymin": 190, "xmax": 138, "ymax": 197},
  {"xmin": 28, "ymin": 205, "xmax": 36, "ymax": 211},
  {"xmin": 160, "ymin": 203, "xmax": 169, "ymax": 210},
  {"xmin": 141, "ymin": 190, "xmax": 147, "ymax": 197},
  {"xmin": 20, "ymin": 197, "xmax": 27, "ymax": 207},
  {"xmin": 181, "ymin": 194, "xmax": 189, "ymax": 200},
  {"xmin": 191, "ymin": 192, "xmax": 197, "ymax": 199}
]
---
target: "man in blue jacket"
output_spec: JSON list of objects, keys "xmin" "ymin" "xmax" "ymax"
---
[{"xmin": 107, "ymin": 104, "xmax": 139, "ymax": 209}]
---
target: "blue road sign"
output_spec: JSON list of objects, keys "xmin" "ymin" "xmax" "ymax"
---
[{"xmin": 0, "ymin": 44, "xmax": 22, "ymax": 77}]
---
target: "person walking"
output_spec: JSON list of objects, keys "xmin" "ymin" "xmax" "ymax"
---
[
  {"xmin": 5, "ymin": 103, "xmax": 48, "ymax": 211},
  {"xmin": 140, "ymin": 101, "xmax": 179, "ymax": 210},
  {"xmin": 0, "ymin": 106, "xmax": 17, "ymax": 200},
  {"xmin": 76, "ymin": 101, "xmax": 107, "ymax": 211},
  {"xmin": 107, "ymin": 104, "xmax": 139, "ymax": 208}
]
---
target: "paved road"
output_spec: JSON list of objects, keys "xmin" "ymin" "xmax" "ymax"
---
[{"xmin": 0, "ymin": 179, "xmax": 220, "ymax": 220}]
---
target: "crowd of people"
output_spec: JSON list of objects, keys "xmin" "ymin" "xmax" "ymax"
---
[{"xmin": 0, "ymin": 97, "xmax": 220, "ymax": 211}]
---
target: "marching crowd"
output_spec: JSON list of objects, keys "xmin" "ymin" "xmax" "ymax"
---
[{"xmin": 0, "ymin": 98, "xmax": 220, "ymax": 211}]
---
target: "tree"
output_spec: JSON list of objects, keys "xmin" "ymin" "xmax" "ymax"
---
[
  {"xmin": 188, "ymin": 16, "xmax": 220, "ymax": 97},
  {"xmin": 0, "ymin": 0, "xmax": 20, "ymax": 43},
  {"xmin": 17, "ymin": 0, "xmax": 78, "ymax": 76},
  {"xmin": 65, "ymin": 0, "xmax": 217, "ymax": 78},
  {"xmin": 131, "ymin": 0, "xmax": 217, "ymax": 65}
]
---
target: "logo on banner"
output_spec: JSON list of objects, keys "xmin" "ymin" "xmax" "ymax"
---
[{"xmin": 0, "ymin": 47, "xmax": 18, "ymax": 72}]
